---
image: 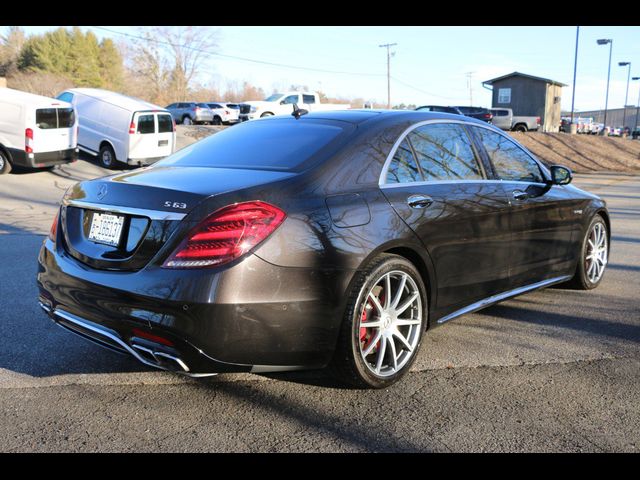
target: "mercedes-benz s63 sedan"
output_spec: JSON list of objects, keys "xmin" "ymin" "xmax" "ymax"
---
[{"xmin": 37, "ymin": 110, "xmax": 610, "ymax": 388}]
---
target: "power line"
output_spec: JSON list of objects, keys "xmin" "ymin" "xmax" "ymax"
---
[
  {"xmin": 91, "ymin": 26, "xmax": 386, "ymax": 78},
  {"xmin": 389, "ymin": 76, "xmax": 459, "ymax": 101}
]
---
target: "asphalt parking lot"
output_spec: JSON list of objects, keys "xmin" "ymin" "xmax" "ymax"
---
[{"xmin": 0, "ymin": 157, "xmax": 639, "ymax": 452}]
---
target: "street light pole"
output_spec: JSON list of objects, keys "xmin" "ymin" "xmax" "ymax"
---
[
  {"xmin": 597, "ymin": 38, "xmax": 613, "ymax": 133},
  {"xmin": 619, "ymin": 62, "xmax": 631, "ymax": 106},
  {"xmin": 570, "ymin": 26, "xmax": 579, "ymax": 125},
  {"xmin": 379, "ymin": 43, "xmax": 397, "ymax": 109},
  {"xmin": 633, "ymin": 76, "xmax": 640, "ymax": 134}
]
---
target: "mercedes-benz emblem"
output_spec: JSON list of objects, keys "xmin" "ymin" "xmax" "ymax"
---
[{"xmin": 97, "ymin": 184, "xmax": 108, "ymax": 200}]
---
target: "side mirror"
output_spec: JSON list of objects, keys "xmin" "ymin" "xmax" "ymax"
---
[
  {"xmin": 280, "ymin": 100, "xmax": 287, "ymax": 105},
  {"xmin": 550, "ymin": 165, "xmax": 572, "ymax": 185}
]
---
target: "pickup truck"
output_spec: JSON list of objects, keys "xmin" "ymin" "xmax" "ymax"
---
[
  {"xmin": 489, "ymin": 108, "xmax": 540, "ymax": 132},
  {"xmin": 243, "ymin": 91, "xmax": 350, "ymax": 120}
]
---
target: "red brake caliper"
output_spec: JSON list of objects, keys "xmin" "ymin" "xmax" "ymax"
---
[{"xmin": 360, "ymin": 293, "xmax": 383, "ymax": 355}]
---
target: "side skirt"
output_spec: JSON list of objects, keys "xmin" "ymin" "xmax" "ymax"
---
[{"xmin": 436, "ymin": 275, "xmax": 572, "ymax": 324}]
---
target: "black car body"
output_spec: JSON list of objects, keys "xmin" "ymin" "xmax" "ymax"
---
[
  {"xmin": 455, "ymin": 106, "xmax": 494, "ymax": 123},
  {"xmin": 37, "ymin": 110, "xmax": 610, "ymax": 388}
]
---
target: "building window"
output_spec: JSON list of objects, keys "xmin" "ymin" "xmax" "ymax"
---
[{"xmin": 498, "ymin": 88, "xmax": 511, "ymax": 104}]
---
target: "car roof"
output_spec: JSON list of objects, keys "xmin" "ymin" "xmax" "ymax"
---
[
  {"xmin": 68, "ymin": 88, "xmax": 166, "ymax": 112},
  {"xmin": 0, "ymin": 87, "xmax": 73, "ymax": 109}
]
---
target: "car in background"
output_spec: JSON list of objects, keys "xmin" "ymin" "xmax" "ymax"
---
[
  {"xmin": 632, "ymin": 127, "xmax": 640, "ymax": 140},
  {"xmin": 0, "ymin": 87, "xmax": 78, "ymax": 174},
  {"xmin": 559, "ymin": 117, "xmax": 571, "ymax": 133},
  {"xmin": 57, "ymin": 88, "xmax": 174, "ymax": 169},
  {"xmin": 38, "ymin": 110, "xmax": 609, "ymax": 389},
  {"xmin": 489, "ymin": 108, "xmax": 540, "ymax": 132},
  {"xmin": 206, "ymin": 102, "xmax": 240, "ymax": 125},
  {"xmin": 165, "ymin": 102, "xmax": 214, "ymax": 125},
  {"xmin": 415, "ymin": 105, "xmax": 464, "ymax": 115},
  {"xmin": 455, "ymin": 106, "xmax": 493, "ymax": 123},
  {"xmin": 237, "ymin": 103, "xmax": 251, "ymax": 122}
]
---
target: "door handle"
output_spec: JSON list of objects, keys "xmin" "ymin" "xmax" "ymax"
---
[
  {"xmin": 512, "ymin": 190, "xmax": 528, "ymax": 200},
  {"xmin": 407, "ymin": 194, "xmax": 433, "ymax": 209}
]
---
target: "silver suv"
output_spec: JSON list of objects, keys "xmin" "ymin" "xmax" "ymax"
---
[{"xmin": 165, "ymin": 102, "xmax": 214, "ymax": 125}]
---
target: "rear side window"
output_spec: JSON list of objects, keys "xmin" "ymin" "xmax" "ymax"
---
[
  {"xmin": 158, "ymin": 114, "xmax": 173, "ymax": 133},
  {"xmin": 137, "ymin": 115, "xmax": 155, "ymax": 134},
  {"xmin": 473, "ymin": 127, "xmax": 544, "ymax": 183},
  {"xmin": 56, "ymin": 92, "xmax": 73, "ymax": 103},
  {"xmin": 208, "ymin": 103, "xmax": 221, "ymax": 109},
  {"xmin": 198, "ymin": 103, "xmax": 210, "ymax": 108},
  {"xmin": 36, "ymin": 108, "xmax": 75, "ymax": 129},
  {"xmin": 408, "ymin": 123, "xmax": 483, "ymax": 181},
  {"xmin": 386, "ymin": 139, "xmax": 421, "ymax": 184},
  {"xmin": 156, "ymin": 120, "xmax": 352, "ymax": 171}
]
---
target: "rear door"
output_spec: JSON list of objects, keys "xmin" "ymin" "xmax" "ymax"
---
[
  {"xmin": 33, "ymin": 107, "xmax": 76, "ymax": 153},
  {"xmin": 380, "ymin": 121, "xmax": 512, "ymax": 316},
  {"xmin": 156, "ymin": 113, "xmax": 175, "ymax": 156},
  {"xmin": 128, "ymin": 112, "xmax": 158, "ymax": 160},
  {"xmin": 469, "ymin": 126, "xmax": 578, "ymax": 288},
  {"xmin": 490, "ymin": 109, "xmax": 511, "ymax": 130}
]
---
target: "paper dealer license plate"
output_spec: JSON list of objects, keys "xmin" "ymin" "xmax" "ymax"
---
[{"xmin": 88, "ymin": 212, "xmax": 125, "ymax": 247}]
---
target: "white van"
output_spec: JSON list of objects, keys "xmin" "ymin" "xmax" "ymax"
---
[
  {"xmin": 56, "ymin": 88, "xmax": 176, "ymax": 169},
  {"xmin": 0, "ymin": 87, "xmax": 78, "ymax": 174}
]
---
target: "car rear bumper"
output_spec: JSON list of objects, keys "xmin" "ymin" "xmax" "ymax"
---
[
  {"xmin": 37, "ymin": 237, "xmax": 350, "ymax": 374},
  {"xmin": 8, "ymin": 147, "xmax": 78, "ymax": 168}
]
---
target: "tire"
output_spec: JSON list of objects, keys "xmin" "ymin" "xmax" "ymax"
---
[
  {"xmin": 260, "ymin": 112, "xmax": 274, "ymax": 118},
  {"xmin": 566, "ymin": 214, "xmax": 608, "ymax": 290},
  {"xmin": 212, "ymin": 116, "xmax": 222, "ymax": 125},
  {"xmin": 330, "ymin": 253, "xmax": 427, "ymax": 389},
  {"xmin": 514, "ymin": 124, "xmax": 528, "ymax": 133},
  {"xmin": 182, "ymin": 116, "xmax": 193, "ymax": 125},
  {"xmin": 99, "ymin": 144, "xmax": 117, "ymax": 169},
  {"xmin": 0, "ymin": 149, "xmax": 12, "ymax": 174}
]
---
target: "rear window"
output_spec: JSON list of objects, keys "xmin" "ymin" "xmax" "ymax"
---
[
  {"xmin": 137, "ymin": 114, "xmax": 155, "ymax": 134},
  {"xmin": 158, "ymin": 114, "xmax": 173, "ymax": 133},
  {"xmin": 156, "ymin": 120, "xmax": 353, "ymax": 172},
  {"xmin": 36, "ymin": 108, "xmax": 75, "ymax": 129}
]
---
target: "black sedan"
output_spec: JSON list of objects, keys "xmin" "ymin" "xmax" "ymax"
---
[{"xmin": 37, "ymin": 110, "xmax": 610, "ymax": 388}]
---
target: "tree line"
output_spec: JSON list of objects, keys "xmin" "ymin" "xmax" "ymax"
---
[{"xmin": 0, "ymin": 26, "xmax": 390, "ymax": 109}]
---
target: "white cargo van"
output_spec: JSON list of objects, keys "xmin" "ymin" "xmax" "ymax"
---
[
  {"xmin": 56, "ymin": 88, "xmax": 176, "ymax": 169},
  {"xmin": 0, "ymin": 87, "xmax": 78, "ymax": 174}
]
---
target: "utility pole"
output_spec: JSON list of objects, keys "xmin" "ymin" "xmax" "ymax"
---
[
  {"xmin": 465, "ymin": 72, "xmax": 475, "ymax": 105},
  {"xmin": 379, "ymin": 43, "xmax": 397, "ymax": 109},
  {"xmin": 570, "ymin": 26, "xmax": 579, "ymax": 125}
]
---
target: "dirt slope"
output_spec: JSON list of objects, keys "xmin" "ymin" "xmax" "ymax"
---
[{"xmin": 510, "ymin": 132, "xmax": 640, "ymax": 174}]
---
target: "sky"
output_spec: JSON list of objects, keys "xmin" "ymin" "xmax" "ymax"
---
[{"xmin": 13, "ymin": 26, "xmax": 640, "ymax": 112}]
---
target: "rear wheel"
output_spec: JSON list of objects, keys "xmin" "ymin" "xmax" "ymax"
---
[
  {"xmin": 182, "ymin": 116, "xmax": 193, "ymax": 125},
  {"xmin": 0, "ymin": 149, "xmax": 12, "ymax": 174},
  {"xmin": 567, "ymin": 214, "xmax": 608, "ymax": 290},
  {"xmin": 212, "ymin": 116, "xmax": 222, "ymax": 125},
  {"xmin": 330, "ymin": 254, "xmax": 427, "ymax": 389},
  {"xmin": 514, "ymin": 124, "xmax": 528, "ymax": 133},
  {"xmin": 99, "ymin": 144, "xmax": 117, "ymax": 169}
]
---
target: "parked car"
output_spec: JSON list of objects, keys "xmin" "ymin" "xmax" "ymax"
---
[
  {"xmin": 489, "ymin": 108, "xmax": 540, "ymax": 132},
  {"xmin": 559, "ymin": 117, "xmax": 572, "ymax": 133},
  {"xmin": 243, "ymin": 91, "xmax": 350, "ymax": 119},
  {"xmin": 165, "ymin": 102, "xmax": 214, "ymax": 125},
  {"xmin": 57, "ymin": 88, "xmax": 176, "ymax": 169},
  {"xmin": 454, "ymin": 106, "xmax": 493, "ymax": 123},
  {"xmin": 237, "ymin": 103, "xmax": 251, "ymax": 122},
  {"xmin": 206, "ymin": 102, "xmax": 240, "ymax": 125},
  {"xmin": 632, "ymin": 127, "xmax": 640, "ymax": 140},
  {"xmin": 415, "ymin": 105, "xmax": 464, "ymax": 115},
  {"xmin": 38, "ymin": 110, "xmax": 610, "ymax": 388},
  {"xmin": 0, "ymin": 87, "xmax": 78, "ymax": 174}
]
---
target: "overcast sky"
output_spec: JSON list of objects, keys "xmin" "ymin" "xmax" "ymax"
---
[{"xmin": 15, "ymin": 26, "xmax": 640, "ymax": 112}]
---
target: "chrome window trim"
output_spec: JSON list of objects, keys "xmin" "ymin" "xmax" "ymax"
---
[
  {"xmin": 378, "ymin": 119, "xmax": 550, "ymax": 187},
  {"xmin": 436, "ymin": 275, "xmax": 572, "ymax": 324},
  {"xmin": 63, "ymin": 199, "xmax": 187, "ymax": 221}
]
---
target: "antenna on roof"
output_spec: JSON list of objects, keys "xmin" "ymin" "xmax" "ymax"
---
[{"xmin": 291, "ymin": 103, "xmax": 308, "ymax": 120}]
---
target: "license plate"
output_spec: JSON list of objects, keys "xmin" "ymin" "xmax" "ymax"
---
[
  {"xmin": 88, "ymin": 212, "xmax": 125, "ymax": 247},
  {"xmin": 158, "ymin": 140, "xmax": 168, "ymax": 147}
]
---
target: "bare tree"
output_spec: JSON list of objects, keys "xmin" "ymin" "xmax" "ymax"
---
[{"xmin": 0, "ymin": 26, "xmax": 26, "ymax": 76}]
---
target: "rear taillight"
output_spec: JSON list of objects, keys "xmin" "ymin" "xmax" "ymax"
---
[
  {"xmin": 224, "ymin": 110, "xmax": 230, "ymax": 115},
  {"xmin": 25, "ymin": 128, "xmax": 33, "ymax": 153},
  {"xmin": 194, "ymin": 106, "xmax": 201, "ymax": 112},
  {"xmin": 484, "ymin": 113, "xmax": 493, "ymax": 119},
  {"xmin": 172, "ymin": 118, "xmax": 176, "ymax": 132},
  {"xmin": 536, "ymin": 117, "xmax": 541, "ymax": 125},
  {"xmin": 129, "ymin": 121, "xmax": 136, "ymax": 134},
  {"xmin": 48, "ymin": 210, "xmax": 59, "ymax": 242},
  {"xmin": 163, "ymin": 201, "xmax": 286, "ymax": 269}
]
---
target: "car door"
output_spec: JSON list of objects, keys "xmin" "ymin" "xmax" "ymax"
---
[
  {"xmin": 380, "ymin": 121, "xmax": 513, "ymax": 317},
  {"xmin": 469, "ymin": 126, "xmax": 579, "ymax": 288}
]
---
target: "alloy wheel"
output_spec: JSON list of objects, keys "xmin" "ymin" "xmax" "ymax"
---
[
  {"xmin": 585, "ymin": 221, "xmax": 607, "ymax": 283},
  {"xmin": 358, "ymin": 270, "xmax": 423, "ymax": 377}
]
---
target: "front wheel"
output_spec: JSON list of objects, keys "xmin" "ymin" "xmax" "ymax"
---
[
  {"xmin": 0, "ymin": 149, "xmax": 12, "ymax": 174},
  {"xmin": 567, "ymin": 214, "xmax": 608, "ymax": 290},
  {"xmin": 330, "ymin": 254, "xmax": 427, "ymax": 389}
]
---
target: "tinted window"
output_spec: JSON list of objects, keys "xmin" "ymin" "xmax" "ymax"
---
[
  {"xmin": 56, "ymin": 92, "xmax": 73, "ymax": 103},
  {"xmin": 474, "ymin": 127, "xmax": 544, "ymax": 183},
  {"xmin": 137, "ymin": 115, "xmax": 155, "ymax": 134},
  {"xmin": 282, "ymin": 95, "xmax": 299, "ymax": 104},
  {"xmin": 198, "ymin": 103, "xmax": 210, "ymax": 108},
  {"xmin": 227, "ymin": 104, "xmax": 238, "ymax": 109},
  {"xmin": 35, "ymin": 109, "xmax": 58, "ymax": 129},
  {"xmin": 208, "ymin": 103, "xmax": 221, "ymax": 109},
  {"xmin": 156, "ymin": 120, "xmax": 352, "ymax": 171},
  {"xmin": 158, "ymin": 114, "xmax": 173, "ymax": 133},
  {"xmin": 57, "ymin": 108, "xmax": 75, "ymax": 128},
  {"xmin": 408, "ymin": 123, "xmax": 483, "ymax": 181},
  {"xmin": 491, "ymin": 110, "xmax": 509, "ymax": 117},
  {"xmin": 302, "ymin": 94, "xmax": 316, "ymax": 104},
  {"xmin": 386, "ymin": 139, "xmax": 421, "ymax": 184}
]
